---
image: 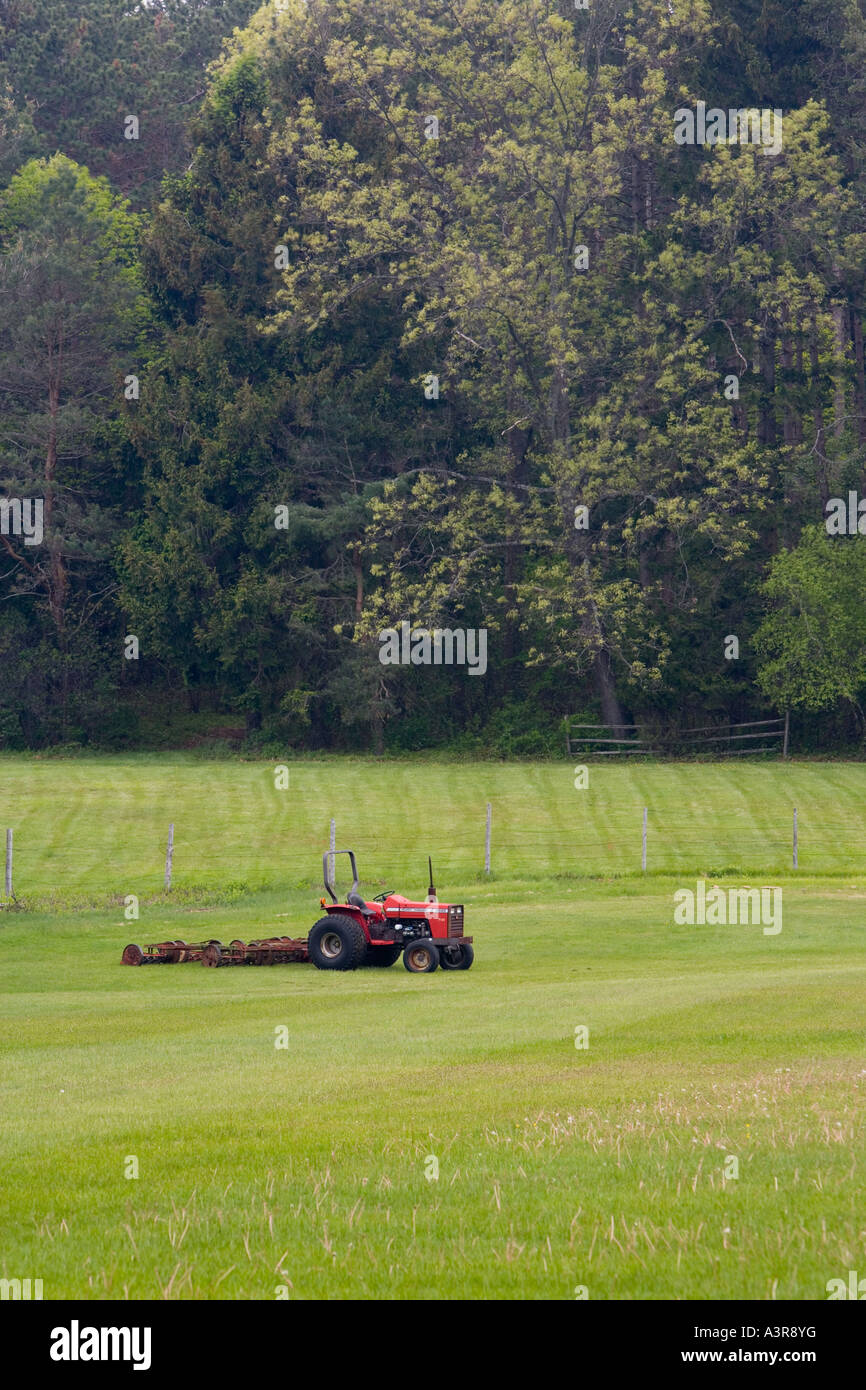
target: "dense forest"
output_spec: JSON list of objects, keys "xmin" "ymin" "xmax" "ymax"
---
[{"xmin": 3, "ymin": 0, "xmax": 866, "ymax": 755}]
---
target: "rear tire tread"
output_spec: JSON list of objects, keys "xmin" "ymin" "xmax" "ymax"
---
[{"xmin": 309, "ymin": 914, "xmax": 368, "ymax": 971}]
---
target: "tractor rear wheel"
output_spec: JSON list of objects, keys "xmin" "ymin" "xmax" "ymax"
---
[
  {"xmin": 365, "ymin": 944, "xmax": 402, "ymax": 967},
  {"xmin": 402, "ymin": 940, "xmax": 439, "ymax": 973},
  {"xmin": 309, "ymin": 914, "xmax": 367, "ymax": 971},
  {"xmin": 439, "ymin": 942, "xmax": 474, "ymax": 971}
]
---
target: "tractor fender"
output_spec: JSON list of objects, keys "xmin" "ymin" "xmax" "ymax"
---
[{"xmin": 324, "ymin": 904, "xmax": 384, "ymax": 939}]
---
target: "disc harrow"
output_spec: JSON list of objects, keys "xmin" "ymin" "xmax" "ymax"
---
[{"xmin": 121, "ymin": 936, "xmax": 310, "ymax": 967}]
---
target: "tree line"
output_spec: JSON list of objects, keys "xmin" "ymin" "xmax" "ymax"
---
[{"xmin": 3, "ymin": 0, "xmax": 866, "ymax": 755}]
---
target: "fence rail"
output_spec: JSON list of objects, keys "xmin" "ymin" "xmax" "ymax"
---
[{"xmin": 566, "ymin": 717, "xmax": 787, "ymax": 759}]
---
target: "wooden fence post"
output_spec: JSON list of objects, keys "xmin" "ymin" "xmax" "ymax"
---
[
  {"xmin": 164, "ymin": 822, "xmax": 174, "ymax": 892},
  {"xmin": 485, "ymin": 803, "xmax": 491, "ymax": 875},
  {"xmin": 329, "ymin": 818, "xmax": 336, "ymax": 887}
]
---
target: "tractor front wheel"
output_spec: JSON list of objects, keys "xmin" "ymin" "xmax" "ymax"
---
[
  {"xmin": 403, "ymin": 940, "xmax": 439, "ymax": 973},
  {"xmin": 439, "ymin": 942, "xmax": 474, "ymax": 971},
  {"xmin": 309, "ymin": 915, "xmax": 367, "ymax": 971}
]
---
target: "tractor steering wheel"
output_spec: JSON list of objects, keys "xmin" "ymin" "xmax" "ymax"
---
[{"xmin": 373, "ymin": 890, "xmax": 394, "ymax": 902}]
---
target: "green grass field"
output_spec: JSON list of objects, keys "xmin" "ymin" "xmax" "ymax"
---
[{"xmin": 1, "ymin": 755, "xmax": 865, "ymax": 1299}]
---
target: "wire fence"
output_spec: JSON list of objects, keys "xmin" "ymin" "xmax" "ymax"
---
[{"xmin": 5, "ymin": 800, "xmax": 866, "ymax": 907}]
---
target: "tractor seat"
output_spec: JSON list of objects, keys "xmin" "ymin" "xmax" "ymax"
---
[{"xmin": 346, "ymin": 891, "xmax": 371, "ymax": 913}]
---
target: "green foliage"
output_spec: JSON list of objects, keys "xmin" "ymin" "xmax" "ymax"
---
[
  {"xmin": 0, "ymin": 154, "xmax": 147, "ymax": 743},
  {"xmin": 5, "ymin": 0, "xmax": 866, "ymax": 749},
  {"xmin": 0, "ymin": 1, "xmax": 262, "ymax": 204},
  {"xmin": 756, "ymin": 527, "xmax": 866, "ymax": 718}
]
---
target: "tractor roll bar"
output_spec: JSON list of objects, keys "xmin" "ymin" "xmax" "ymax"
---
[{"xmin": 322, "ymin": 848, "xmax": 359, "ymax": 903}]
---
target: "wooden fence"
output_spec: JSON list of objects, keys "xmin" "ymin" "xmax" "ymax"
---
[
  {"xmin": 566, "ymin": 716, "xmax": 788, "ymax": 759},
  {"xmin": 565, "ymin": 723, "xmax": 647, "ymax": 757}
]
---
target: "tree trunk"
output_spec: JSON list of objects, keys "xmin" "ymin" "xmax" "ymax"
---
[
  {"xmin": 832, "ymin": 299, "xmax": 848, "ymax": 439},
  {"xmin": 809, "ymin": 312, "xmax": 828, "ymax": 504},
  {"xmin": 353, "ymin": 545, "xmax": 363, "ymax": 622},
  {"xmin": 781, "ymin": 332, "xmax": 798, "ymax": 445},
  {"xmin": 45, "ymin": 378, "xmax": 70, "ymax": 733},
  {"xmin": 758, "ymin": 322, "xmax": 776, "ymax": 447},
  {"xmin": 594, "ymin": 648, "xmax": 625, "ymax": 729},
  {"xmin": 503, "ymin": 413, "xmax": 532, "ymax": 667},
  {"xmin": 372, "ymin": 670, "xmax": 385, "ymax": 756},
  {"xmin": 727, "ymin": 351, "xmax": 748, "ymax": 436},
  {"xmin": 851, "ymin": 308, "xmax": 866, "ymax": 448}
]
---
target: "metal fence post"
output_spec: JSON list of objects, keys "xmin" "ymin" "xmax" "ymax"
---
[
  {"xmin": 485, "ymin": 803, "xmax": 491, "ymax": 875},
  {"xmin": 164, "ymin": 823, "xmax": 174, "ymax": 891}
]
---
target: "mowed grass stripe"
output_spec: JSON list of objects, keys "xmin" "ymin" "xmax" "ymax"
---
[
  {"xmin": 1, "ymin": 770, "xmax": 865, "ymax": 1304},
  {"xmin": 7, "ymin": 755, "xmax": 866, "ymax": 895}
]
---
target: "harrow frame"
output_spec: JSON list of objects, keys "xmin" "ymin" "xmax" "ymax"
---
[{"xmin": 122, "ymin": 937, "xmax": 310, "ymax": 967}]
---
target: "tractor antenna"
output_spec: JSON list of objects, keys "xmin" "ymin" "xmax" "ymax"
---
[{"xmin": 427, "ymin": 855, "xmax": 436, "ymax": 901}]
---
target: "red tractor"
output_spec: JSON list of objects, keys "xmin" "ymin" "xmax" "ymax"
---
[{"xmin": 309, "ymin": 850, "xmax": 474, "ymax": 973}]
